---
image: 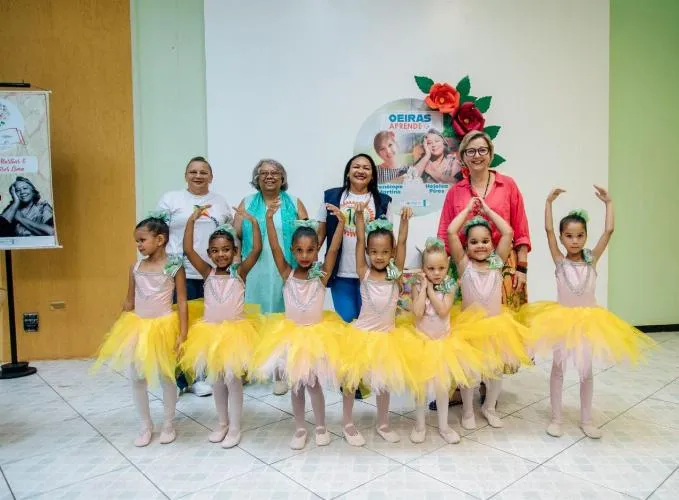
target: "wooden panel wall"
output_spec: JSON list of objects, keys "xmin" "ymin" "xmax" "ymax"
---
[{"xmin": 0, "ymin": 0, "xmax": 136, "ymax": 359}]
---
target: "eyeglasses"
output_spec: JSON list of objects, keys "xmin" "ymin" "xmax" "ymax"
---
[
  {"xmin": 258, "ymin": 170, "xmax": 281, "ymax": 179},
  {"xmin": 463, "ymin": 147, "xmax": 490, "ymax": 158}
]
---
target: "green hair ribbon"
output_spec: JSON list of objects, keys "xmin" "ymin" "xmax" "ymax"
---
[
  {"xmin": 425, "ymin": 237, "xmax": 445, "ymax": 250},
  {"xmin": 213, "ymin": 223, "xmax": 237, "ymax": 239},
  {"xmin": 146, "ymin": 210, "xmax": 170, "ymax": 224},
  {"xmin": 294, "ymin": 219, "xmax": 320, "ymax": 231},
  {"xmin": 366, "ymin": 217, "xmax": 393, "ymax": 234},
  {"xmin": 386, "ymin": 258, "xmax": 402, "ymax": 281},
  {"xmin": 463, "ymin": 215, "xmax": 490, "ymax": 234},
  {"xmin": 487, "ymin": 251, "xmax": 504, "ymax": 270},
  {"xmin": 568, "ymin": 209, "xmax": 590, "ymax": 223},
  {"xmin": 307, "ymin": 261, "xmax": 327, "ymax": 280},
  {"xmin": 163, "ymin": 254, "xmax": 184, "ymax": 277},
  {"xmin": 582, "ymin": 248, "xmax": 593, "ymax": 264}
]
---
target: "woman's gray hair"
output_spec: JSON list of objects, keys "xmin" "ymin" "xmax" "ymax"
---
[{"xmin": 250, "ymin": 159, "xmax": 289, "ymax": 191}]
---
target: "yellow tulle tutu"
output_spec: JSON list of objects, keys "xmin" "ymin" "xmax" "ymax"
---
[
  {"xmin": 520, "ymin": 301, "xmax": 655, "ymax": 370},
  {"xmin": 340, "ymin": 321, "xmax": 423, "ymax": 397},
  {"xmin": 179, "ymin": 312, "xmax": 261, "ymax": 383},
  {"xmin": 451, "ymin": 304, "xmax": 534, "ymax": 373},
  {"xmin": 93, "ymin": 311, "xmax": 178, "ymax": 384},
  {"xmin": 253, "ymin": 311, "xmax": 344, "ymax": 390}
]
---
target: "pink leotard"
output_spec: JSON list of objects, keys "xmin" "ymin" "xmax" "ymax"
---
[
  {"xmin": 283, "ymin": 274, "xmax": 326, "ymax": 326},
  {"xmin": 133, "ymin": 261, "xmax": 174, "ymax": 319},
  {"xmin": 460, "ymin": 260, "xmax": 502, "ymax": 316},
  {"xmin": 203, "ymin": 268, "xmax": 245, "ymax": 323},
  {"xmin": 354, "ymin": 270, "xmax": 398, "ymax": 332}
]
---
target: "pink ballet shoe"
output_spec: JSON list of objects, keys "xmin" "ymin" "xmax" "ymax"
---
[
  {"xmin": 439, "ymin": 427, "xmax": 461, "ymax": 444},
  {"xmin": 343, "ymin": 423, "xmax": 366, "ymax": 447},
  {"xmin": 290, "ymin": 428, "xmax": 308, "ymax": 450},
  {"xmin": 208, "ymin": 424, "xmax": 229, "ymax": 443},
  {"xmin": 134, "ymin": 427, "xmax": 153, "ymax": 447},
  {"xmin": 580, "ymin": 422, "xmax": 602, "ymax": 439},
  {"xmin": 159, "ymin": 423, "xmax": 176, "ymax": 444},
  {"xmin": 315, "ymin": 426, "xmax": 331, "ymax": 446},
  {"xmin": 481, "ymin": 407, "xmax": 504, "ymax": 428},
  {"xmin": 546, "ymin": 421, "xmax": 563, "ymax": 438},
  {"xmin": 376, "ymin": 424, "xmax": 400, "ymax": 443},
  {"xmin": 410, "ymin": 426, "xmax": 426, "ymax": 443},
  {"xmin": 221, "ymin": 430, "xmax": 241, "ymax": 449}
]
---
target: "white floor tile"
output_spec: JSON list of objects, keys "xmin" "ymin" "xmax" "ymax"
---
[
  {"xmin": 651, "ymin": 380, "xmax": 679, "ymax": 404},
  {"xmin": 309, "ymin": 400, "xmax": 379, "ymax": 437},
  {"xmin": 466, "ymin": 415, "xmax": 584, "ymax": 463},
  {"xmin": 339, "ymin": 466, "xmax": 474, "ymax": 499},
  {"xmin": 624, "ymin": 398, "xmax": 679, "ymax": 430},
  {"xmin": 493, "ymin": 465, "xmax": 629, "ymax": 499},
  {"xmin": 3, "ymin": 438, "xmax": 128, "ymax": 499},
  {"xmin": 272, "ymin": 441, "xmax": 400, "ymax": 499},
  {"xmin": 29, "ymin": 466, "xmax": 165, "ymax": 499},
  {"xmin": 408, "ymin": 438, "xmax": 538, "ymax": 499},
  {"xmin": 0, "ymin": 475, "xmax": 12, "ymax": 500},
  {"xmin": 258, "ymin": 389, "xmax": 342, "ymax": 414},
  {"xmin": 402, "ymin": 404, "xmax": 507, "ymax": 437},
  {"xmin": 0, "ymin": 381, "xmax": 78, "ymax": 426},
  {"xmin": 182, "ymin": 466, "xmax": 317, "ymax": 499},
  {"xmin": 649, "ymin": 468, "xmax": 679, "ymax": 500}
]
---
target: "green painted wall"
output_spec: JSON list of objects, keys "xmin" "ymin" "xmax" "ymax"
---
[
  {"xmin": 131, "ymin": 0, "xmax": 679, "ymax": 326},
  {"xmin": 609, "ymin": 0, "xmax": 679, "ymax": 325},
  {"xmin": 131, "ymin": 0, "xmax": 207, "ymax": 216}
]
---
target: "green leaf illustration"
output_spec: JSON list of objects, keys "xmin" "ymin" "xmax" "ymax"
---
[
  {"xmin": 484, "ymin": 125, "xmax": 501, "ymax": 139},
  {"xmin": 490, "ymin": 154, "xmax": 506, "ymax": 168},
  {"xmin": 414, "ymin": 75, "xmax": 434, "ymax": 94},
  {"xmin": 475, "ymin": 96, "xmax": 492, "ymax": 113},
  {"xmin": 456, "ymin": 76, "xmax": 471, "ymax": 96}
]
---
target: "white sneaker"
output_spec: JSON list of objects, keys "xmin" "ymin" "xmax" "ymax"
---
[{"xmin": 192, "ymin": 381, "xmax": 213, "ymax": 397}]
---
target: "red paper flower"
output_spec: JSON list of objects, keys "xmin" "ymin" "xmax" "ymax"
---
[
  {"xmin": 452, "ymin": 102, "xmax": 486, "ymax": 137},
  {"xmin": 424, "ymin": 83, "xmax": 460, "ymax": 114}
]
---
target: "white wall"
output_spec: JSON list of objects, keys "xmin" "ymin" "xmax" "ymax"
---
[{"xmin": 204, "ymin": 0, "xmax": 609, "ymax": 303}]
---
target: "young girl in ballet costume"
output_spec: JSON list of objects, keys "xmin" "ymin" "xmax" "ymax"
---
[
  {"xmin": 341, "ymin": 204, "xmax": 420, "ymax": 446},
  {"xmin": 523, "ymin": 186, "xmax": 654, "ymax": 439},
  {"xmin": 448, "ymin": 197, "xmax": 532, "ymax": 430},
  {"xmin": 95, "ymin": 212, "xmax": 188, "ymax": 447},
  {"xmin": 179, "ymin": 206, "xmax": 262, "ymax": 448},
  {"xmin": 253, "ymin": 200, "xmax": 345, "ymax": 450},
  {"xmin": 409, "ymin": 238, "xmax": 486, "ymax": 444}
]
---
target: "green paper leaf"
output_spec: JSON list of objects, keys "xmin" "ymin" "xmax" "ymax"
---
[
  {"xmin": 456, "ymin": 76, "xmax": 471, "ymax": 96},
  {"xmin": 484, "ymin": 125, "xmax": 501, "ymax": 139},
  {"xmin": 443, "ymin": 124, "xmax": 456, "ymax": 138},
  {"xmin": 460, "ymin": 94, "xmax": 477, "ymax": 104},
  {"xmin": 475, "ymin": 96, "xmax": 492, "ymax": 113},
  {"xmin": 414, "ymin": 75, "xmax": 434, "ymax": 94},
  {"xmin": 490, "ymin": 154, "xmax": 506, "ymax": 168}
]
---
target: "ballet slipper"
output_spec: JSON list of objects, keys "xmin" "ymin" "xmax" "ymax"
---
[
  {"xmin": 461, "ymin": 413, "xmax": 477, "ymax": 430},
  {"xmin": 134, "ymin": 427, "xmax": 153, "ymax": 447},
  {"xmin": 580, "ymin": 422, "xmax": 602, "ymax": 439},
  {"xmin": 376, "ymin": 424, "xmax": 400, "ymax": 443},
  {"xmin": 481, "ymin": 407, "xmax": 504, "ymax": 428},
  {"xmin": 409, "ymin": 426, "xmax": 426, "ymax": 444},
  {"xmin": 290, "ymin": 428, "xmax": 308, "ymax": 450},
  {"xmin": 159, "ymin": 423, "xmax": 176, "ymax": 444},
  {"xmin": 208, "ymin": 424, "xmax": 229, "ymax": 443},
  {"xmin": 439, "ymin": 427, "xmax": 461, "ymax": 444},
  {"xmin": 315, "ymin": 426, "xmax": 331, "ymax": 446},
  {"xmin": 343, "ymin": 423, "xmax": 366, "ymax": 447},
  {"xmin": 546, "ymin": 421, "xmax": 563, "ymax": 438},
  {"xmin": 221, "ymin": 430, "xmax": 241, "ymax": 449}
]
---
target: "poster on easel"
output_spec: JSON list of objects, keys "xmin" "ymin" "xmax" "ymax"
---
[{"xmin": 0, "ymin": 90, "xmax": 59, "ymax": 249}]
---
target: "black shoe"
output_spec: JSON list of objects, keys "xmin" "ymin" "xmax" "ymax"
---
[{"xmin": 429, "ymin": 389, "xmax": 463, "ymax": 411}]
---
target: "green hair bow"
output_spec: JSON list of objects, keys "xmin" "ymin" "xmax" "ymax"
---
[
  {"xmin": 366, "ymin": 217, "xmax": 393, "ymax": 234},
  {"xmin": 214, "ymin": 223, "xmax": 237, "ymax": 239},
  {"xmin": 146, "ymin": 210, "xmax": 170, "ymax": 224},
  {"xmin": 163, "ymin": 254, "xmax": 183, "ymax": 277},
  {"xmin": 294, "ymin": 219, "xmax": 320, "ymax": 231},
  {"xmin": 425, "ymin": 237, "xmax": 445, "ymax": 250},
  {"xmin": 568, "ymin": 209, "xmax": 590, "ymax": 222},
  {"xmin": 434, "ymin": 276, "xmax": 457, "ymax": 294},
  {"xmin": 307, "ymin": 261, "xmax": 327, "ymax": 280},
  {"xmin": 386, "ymin": 258, "xmax": 402, "ymax": 281},
  {"xmin": 487, "ymin": 251, "xmax": 504, "ymax": 270}
]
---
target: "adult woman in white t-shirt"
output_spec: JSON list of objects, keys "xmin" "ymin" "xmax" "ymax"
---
[
  {"xmin": 317, "ymin": 154, "xmax": 392, "ymax": 322},
  {"xmin": 157, "ymin": 156, "xmax": 233, "ymax": 395}
]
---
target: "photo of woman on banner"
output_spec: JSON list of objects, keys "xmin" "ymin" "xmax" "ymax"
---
[
  {"xmin": 373, "ymin": 131, "xmax": 409, "ymax": 184},
  {"xmin": 411, "ymin": 128, "xmax": 461, "ymax": 184},
  {"xmin": 0, "ymin": 176, "xmax": 54, "ymax": 236}
]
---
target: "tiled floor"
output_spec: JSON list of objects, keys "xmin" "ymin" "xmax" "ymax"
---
[{"xmin": 1, "ymin": 331, "xmax": 677, "ymax": 499}]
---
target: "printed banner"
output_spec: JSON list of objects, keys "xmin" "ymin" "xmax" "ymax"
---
[{"xmin": 0, "ymin": 91, "xmax": 59, "ymax": 249}]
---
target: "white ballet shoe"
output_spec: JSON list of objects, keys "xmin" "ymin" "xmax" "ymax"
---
[
  {"xmin": 546, "ymin": 421, "xmax": 563, "ymax": 438},
  {"xmin": 315, "ymin": 426, "xmax": 331, "ymax": 446},
  {"xmin": 159, "ymin": 423, "xmax": 176, "ymax": 444},
  {"xmin": 481, "ymin": 407, "xmax": 504, "ymax": 428},
  {"xmin": 461, "ymin": 414, "xmax": 477, "ymax": 430},
  {"xmin": 409, "ymin": 426, "xmax": 426, "ymax": 443},
  {"xmin": 376, "ymin": 424, "xmax": 400, "ymax": 443},
  {"xmin": 580, "ymin": 423, "xmax": 602, "ymax": 439},
  {"xmin": 208, "ymin": 424, "xmax": 228, "ymax": 443},
  {"xmin": 221, "ymin": 430, "xmax": 241, "ymax": 449},
  {"xmin": 343, "ymin": 423, "xmax": 366, "ymax": 447},
  {"xmin": 290, "ymin": 428, "xmax": 308, "ymax": 450},
  {"xmin": 273, "ymin": 380, "xmax": 289, "ymax": 396},
  {"xmin": 134, "ymin": 426, "xmax": 153, "ymax": 447},
  {"xmin": 439, "ymin": 427, "xmax": 461, "ymax": 444}
]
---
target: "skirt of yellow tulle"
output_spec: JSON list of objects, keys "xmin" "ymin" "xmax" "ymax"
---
[
  {"xmin": 93, "ymin": 311, "xmax": 178, "ymax": 384},
  {"xmin": 252, "ymin": 312, "xmax": 344, "ymax": 390},
  {"xmin": 340, "ymin": 323, "xmax": 423, "ymax": 397},
  {"xmin": 451, "ymin": 304, "xmax": 534, "ymax": 372},
  {"xmin": 520, "ymin": 301, "xmax": 656, "ymax": 369},
  {"xmin": 179, "ymin": 314, "xmax": 261, "ymax": 383}
]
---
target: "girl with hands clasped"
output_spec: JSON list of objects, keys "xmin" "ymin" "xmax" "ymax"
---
[
  {"xmin": 448, "ymin": 197, "xmax": 532, "ymax": 431},
  {"xmin": 94, "ymin": 212, "xmax": 188, "ymax": 447},
  {"xmin": 179, "ymin": 205, "xmax": 262, "ymax": 448},
  {"xmin": 522, "ymin": 186, "xmax": 654, "ymax": 439},
  {"xmin": 341, "ymin": 204, "xmax": 421, "ymax": 446},
  {"xmin": 409, "ymin": 238, "xmax": 486, "ymax": 444},
  {"xmin": 253, "ymin": 201, "xmax": 346, "ymax": 450}
]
